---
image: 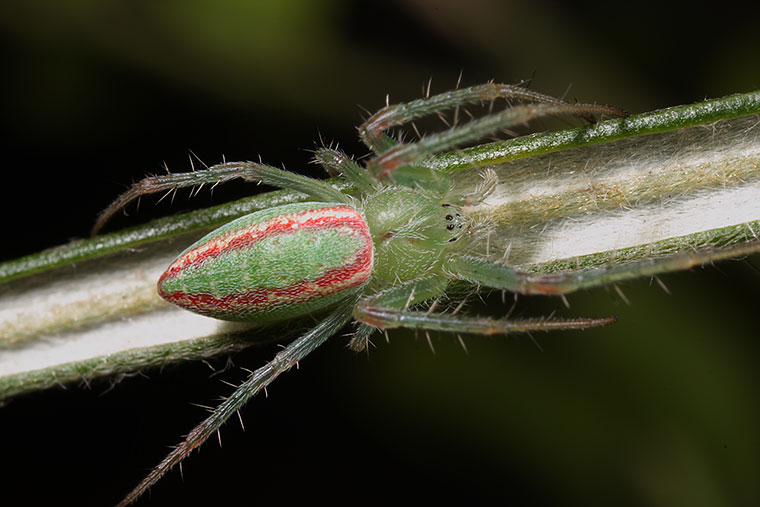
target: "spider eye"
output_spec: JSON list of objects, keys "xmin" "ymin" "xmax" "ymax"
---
[{"xmin": 440, "ymin": 203, "xmax": 467, "ymax": 242}]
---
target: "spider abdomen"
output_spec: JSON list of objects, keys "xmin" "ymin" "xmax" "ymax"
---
[{"xmin": 157, "ymin": 202, "xmax": 373, "ymax": 321}]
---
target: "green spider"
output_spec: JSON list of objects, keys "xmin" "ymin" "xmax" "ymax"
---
[{"xmin": 96, "ymin": 82, "xmax": 630, "ymax": 505}]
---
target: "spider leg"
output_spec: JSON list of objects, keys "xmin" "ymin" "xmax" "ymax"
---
[
  {"xmin": 92, "ymin": 161, "xmax": 349, "ymax": 236},
  {"xmin": 353, "ymin": 273, "xmax": 613, "ymax": 335},
  {"xmin": 356, "ymin": 306, "xmax": 615, "ymax": 335},
  {"xmin": 358, "ymin": 82, "xmax": 612, "ymax": 153},
  {"xmin": 360, "ymin": 274, "xmax": 450, "ymax": 313},
  {"xmin": 446, "ymin": 240, "xmax": 760, "ymax": 295},
  {"xmin": 313, "ymin": 147, "xmax": 377, "ymax": 194},
  {"xmin": 365, "ymin": 102, "xmax": 626, "ymax": 184},
  {"xmin": 450, "ymin": 167, "xmax": 499, "ymax": 206},
  {"xmin": 347, "ymin": 322, "xmax": 375, "ymax": 352},
  {"xmin": 349, "ymin": 274, "xmax": 449, "ymax": 351},
  {"xmin": 116, "ymin": 303, "xmax": 354, "ymax": 507}
]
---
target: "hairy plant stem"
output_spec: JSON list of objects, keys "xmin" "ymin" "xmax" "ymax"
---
[{"xmin": 1, "ymin": 92, "xmax": 759, "ymax": 399}]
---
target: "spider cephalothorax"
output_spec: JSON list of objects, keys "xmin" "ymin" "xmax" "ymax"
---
[{"xmin": 94, "ymin": 82, "xmax": 628, "ymax": 505}]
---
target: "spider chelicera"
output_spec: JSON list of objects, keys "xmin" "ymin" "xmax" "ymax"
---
[{"xmin": 95, "ymin": 82, "xmax": 629, "ymax": 505}]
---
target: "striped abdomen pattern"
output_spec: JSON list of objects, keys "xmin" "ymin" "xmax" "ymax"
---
[{"xmin": 158, "ymin": 202, "xmax": 374, "ymax": 321}]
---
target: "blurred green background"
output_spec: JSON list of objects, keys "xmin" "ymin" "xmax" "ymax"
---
[{"xmin": 1, "ymin": 1, "xmax": 758, "ymax": 506}]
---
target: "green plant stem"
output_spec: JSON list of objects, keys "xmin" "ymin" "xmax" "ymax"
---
[{"xmin": 1, "ymin": 92, "xmax": 759, "ymax": 399}]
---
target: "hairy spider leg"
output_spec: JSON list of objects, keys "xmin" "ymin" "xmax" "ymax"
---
[
  {"xmin": 365, "ymin": 102, "xmax": 626, "ymax": 184},
  {"xmin": 347, "ymin": 322, "xmax": 376, "ymax": 353},
  {"xmin": 116, "ymin": 303, "xmax": 355, "ymax": 507},
  {"xmin": 314, "ymin": 146, "xmax": 498, "ymax": 207},
  {"xmin": 356, "ymin": 304, "xmax": 616, "ymax": 335},
  {"xmin": 92, "ymin": 161, "xmax": 349, "ymax": 235},
  {"xmin": 348, "ymin": 274, "xmax": 448, "ymax": 351},
  {"xmin": 446, "ymin": 240, "xmax": 760, "ymax": 295},
  {"xmin": 350, "ymin": 274, "xmax": 614, "ymax": 350},
  {"xmin": 313, "ymin": 147, "xmax": 377, "ymax": 194},
  {"xmin": 317, "ymin": 144, "xmax": 454, "ymax": 198},
  {"xmin": 358, "ymin": 82, "xmax": 611, "ymax": 153},
  {"xmin": 451, "ymin": 167, "xmax": 499, "ymax": 206}
]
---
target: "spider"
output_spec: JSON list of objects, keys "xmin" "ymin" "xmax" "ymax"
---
[{"xmin": 97, "ymin": 82, "xmax": 628, "ymax": 505}]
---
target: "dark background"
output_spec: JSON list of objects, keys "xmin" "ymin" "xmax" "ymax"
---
[{"xmin": 1, "ymin": 2, "xmax": 759, "ymax": 506}]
